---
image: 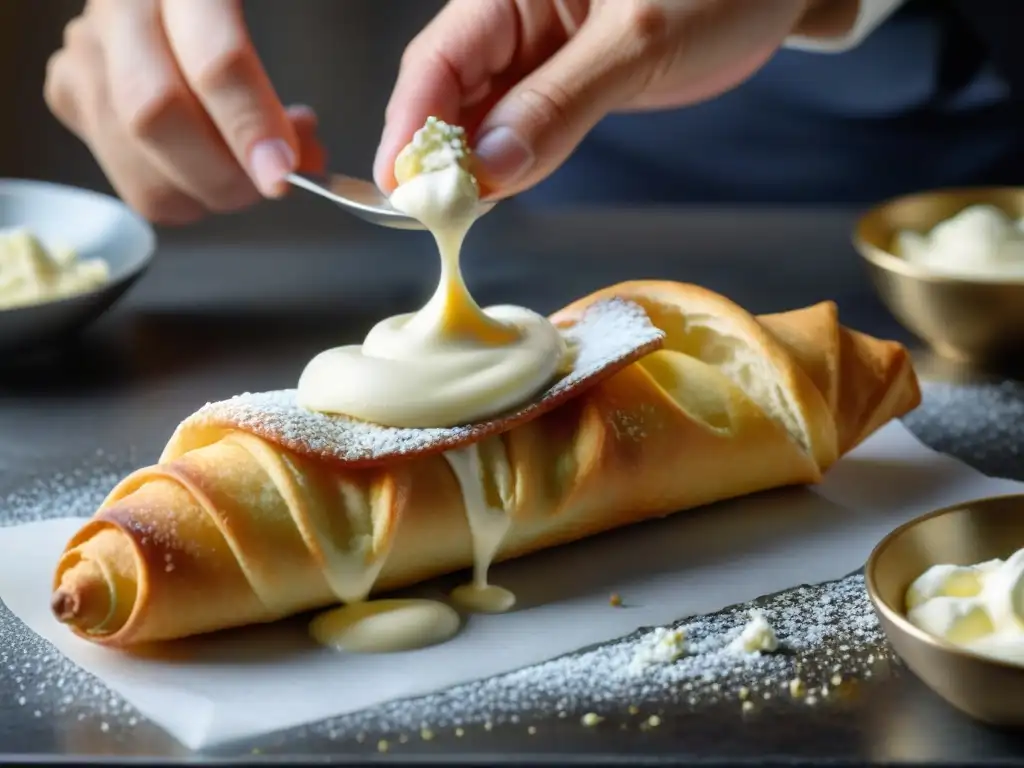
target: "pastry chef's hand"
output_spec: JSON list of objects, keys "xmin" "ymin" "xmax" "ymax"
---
[
  {"xmin": 44, "ymin": 0, "xmax": 326, "ymax": 225},
  {"xmin": 375, "ymin": 0, "xmax": 856, "ymax": 198}
]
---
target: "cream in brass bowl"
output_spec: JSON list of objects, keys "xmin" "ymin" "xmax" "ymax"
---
[
  {"xmin": 866, "ymin": 494, "xmax": 1024, "ymax": 727},
  {"xmin": 854, "ymin": 187, "xmax": 1024, "ymax": 364}
]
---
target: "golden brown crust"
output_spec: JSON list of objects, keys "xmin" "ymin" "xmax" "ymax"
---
[
  {"xmin": 554, "ymin": 281, "xmax": 839, "ymax": 468},
  {"xmin": 50, "ymin": 281, "xmax": 921, "ymax": 647},
  {"xmin": 758, "ymin": 304, "xmax": 922, "ymax": 458}
]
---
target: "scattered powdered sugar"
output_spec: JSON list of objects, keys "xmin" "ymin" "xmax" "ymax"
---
[
  {"xmin": 0, "ymin": 461, "xmax": 896, "ymax": 751},
  {"xmin": 184, "ymin": 298, "xmax": 664, "ymax": 465},
  {"xmin": 0, "ymin": 613, "xmax": 140, "ymax": 737},
  {"xmin": 0, "ymin": 455, "xmax": 143, "ymax": 738},
  {"xmin": 0, "ymin": 450, "xmax": 133, "ymax": 529},
  {"xmin": 1, "ymin": 376, "xmax": 1008, "ymax": 749},
  {"xmin": 274, "ymin": 572, "xmax": 896, "ymax": 747},
  {"xmin": 905, "ymin": 380, "xmax": 1024, "ymax": 480}
]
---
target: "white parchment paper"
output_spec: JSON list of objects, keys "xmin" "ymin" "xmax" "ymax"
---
[{"xmin": 0, "ymin": 421, "xmax": 1020, "ymax": 750}]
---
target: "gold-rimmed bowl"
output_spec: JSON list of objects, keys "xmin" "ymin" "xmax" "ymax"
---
[
  {"xmin": 865, "ymin": 494, "xmax": 1024, "ymax": 727},
  {"xmin": 854, "ymin": 187, "xmax": 1024, "ymax": 365}
]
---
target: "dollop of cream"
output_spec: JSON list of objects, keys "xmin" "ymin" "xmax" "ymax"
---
[
  {"xmin": 310, "ymin": 598, "xmax": 461, "ymax": 654},
  {"xmin": 905, "ymin": 550, "xmax": 1024, "ymax": 664},
  {"xmin": 0, "ymin": 228, "xmax": 108, "ymax": 310},
  {"xmin": 297, "ymin": 117, "xmax": 567, "ymax": 428},
  {"xmin": 895, "ymin": 204, "xmax": 1024, "ymax": 278}
]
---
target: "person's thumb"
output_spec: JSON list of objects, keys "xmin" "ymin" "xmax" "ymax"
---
[{"xmin": 470, "ymin": 9, "xmax": 653, "ymax": 198}]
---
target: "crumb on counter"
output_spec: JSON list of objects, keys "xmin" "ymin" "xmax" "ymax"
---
[
  {"xmin": 629, "ymin": 627, "xmax": 687, "ymax": 673},
  {"xmin": 731, "ymin": 610, "xmax": 780, "ymax": 655}
]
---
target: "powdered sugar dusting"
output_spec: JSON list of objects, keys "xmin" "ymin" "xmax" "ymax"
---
[
  {"xmin": 185, "ymin": 298, "xmax": 664, "ymax": 465},
  {"xmin": 0, "ymin": 460, "xmax": 896, "ymax": 751},
  {"xmin": 0, "ymin": 450, "xmax": 132, "ymax": 529},
  {"xmin": 0, "ymin": 457, "xmax": 144, "ymax": 739},
  {"xmin": 276, "ymin": 573, "xmax": 896, "ymax": 747},
  {"xmin": 0, "ymin": 616, "xmax": 142, "ymax": 740}
]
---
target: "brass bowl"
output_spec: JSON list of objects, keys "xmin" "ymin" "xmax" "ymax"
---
[
  {"xmin": 854, "ymin": 187, "xmax": 1024, "ymax": 364},
  {"xmin": 865, "ymin": 494, "xmax": 1024, "ymax": 727}
]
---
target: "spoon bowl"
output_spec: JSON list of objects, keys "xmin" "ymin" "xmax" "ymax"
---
[{"xmin": 287, "ymin": 172, "xmax": 496, "ymax": 230}]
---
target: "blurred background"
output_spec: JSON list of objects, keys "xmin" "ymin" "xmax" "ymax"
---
[
  {"xmin": 7, "ymin": 1, "xmax": 1022, "ymax": 209},
  {"xmin": 7, "ymin": 0, "xmax": 1018, "ymax": 365},
  {"xmin": 0, "ymin": 0, "xmax": 443, "ymax": 197},
  {"xmin": 0, "ymin": 0, "xmax": 925, "ymax": 357}
]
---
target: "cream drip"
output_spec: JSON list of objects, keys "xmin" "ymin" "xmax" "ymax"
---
[
  {"xmin": 442, "ymin": 439, "xmax": 517, "ymax": 614},
  {"xmin": 297, "ymin": 118, "xmax": 567, "ymax": 428},
  {"xmin": 310, "ymin": 599, "xmax": 461, "ymax": 653},
  {"xmin": 304, "ymin": 498, "xmax": 462, "ymax": 654},
  {"xmin": 304, "ymin": 117, "xmax": 564, "ymax": 651}
]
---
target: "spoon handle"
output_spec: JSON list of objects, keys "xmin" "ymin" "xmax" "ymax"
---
[{"xmin": 286, "ymin": 172, "xmax": 424, "ymax": 230}]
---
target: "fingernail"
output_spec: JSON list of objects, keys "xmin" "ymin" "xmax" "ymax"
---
[
  {"xmin": 286, "ymin": 104, "xmax": 318, "ymax": 124},
  {"xmin": 473, "ymin": 127, "xmax": 533, "ymax": 185},
  {"xmin": 248, "ymin": 138, "xmax": 296, "ymax": 197}
]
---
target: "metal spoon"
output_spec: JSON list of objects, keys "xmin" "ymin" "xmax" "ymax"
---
[{"xmin": 286, "ymin": 172, "xmax": 496, "ymax": 231}]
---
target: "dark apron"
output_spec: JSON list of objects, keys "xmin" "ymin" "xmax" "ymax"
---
[{"xmin": 520, "ymin": 0, "xmax": 1024, "ymax": 206}]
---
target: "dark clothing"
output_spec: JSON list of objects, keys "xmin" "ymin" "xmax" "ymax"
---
[{"xmin": 522, "ymin": 0, "xmax": 1024, "ymax": 206}]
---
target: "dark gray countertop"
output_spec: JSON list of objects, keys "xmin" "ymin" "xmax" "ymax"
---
[{"xmin": 2, "ymin": 198, "xmax": 1024, "ymax": 765}]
